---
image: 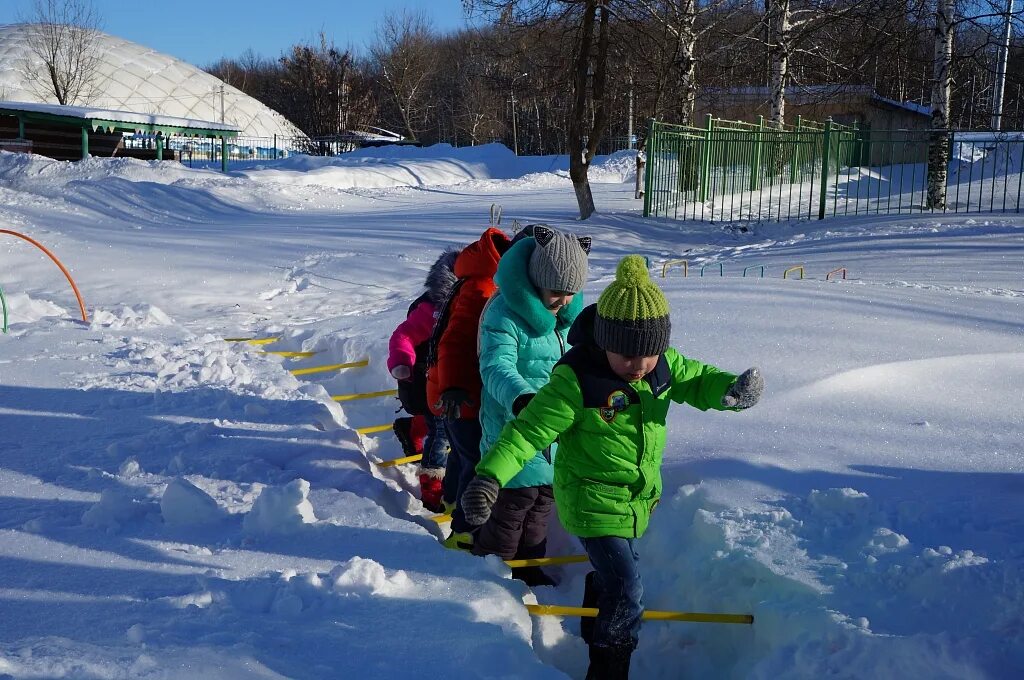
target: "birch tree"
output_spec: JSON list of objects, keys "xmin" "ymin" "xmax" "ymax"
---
[
  {"xmin": 928, "ymin": 0, "xmax": 955, "ymax": 208},
  {"xmin": 617, "ymin": 1, "xmax": 760, "ymax": 126}
]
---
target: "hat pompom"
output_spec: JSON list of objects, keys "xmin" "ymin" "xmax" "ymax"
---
[{"xmin": 615, "ymin": 255, "xmax": 650, "ymax": 286}]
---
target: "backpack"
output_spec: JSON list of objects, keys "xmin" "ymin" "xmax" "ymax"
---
[{"xmin": 425, "ymin": 277, "xmax": 467, "ymax": 370}]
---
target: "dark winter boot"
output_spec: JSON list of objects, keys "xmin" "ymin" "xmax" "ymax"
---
[
  {"xmin": 580, "ymin": 571, "xmax": 599, "ymax": 644},
  {"xmin": 510, "ymin": 566, "xmax": 556, "ymax": 587},
  {"xmin": 393, "ymin": 417, "xmax": 420, "ymax": 457},
  {"xmin": 419, "ymin": 468, "xmax": 445, "ymax": 513},
  {"xmin": 585, "ymin": 644, "xmax": 633, "ymax": 680}
]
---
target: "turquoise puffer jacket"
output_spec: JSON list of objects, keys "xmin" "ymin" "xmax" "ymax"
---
[{"xmin": 477, "ymin": 237, "xmax": 584, "ymax": 488}]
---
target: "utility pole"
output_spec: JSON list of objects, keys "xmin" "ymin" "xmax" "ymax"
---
[
  {"xmin": 220, "ymin": 85, "xmax": 225, "ymax": 124},
  {"xmin": 627, "ymin": 74, "xmax": 634, "ymax": 149},
  {"xmin": 511, "ymin": 91, "xmax": 519, "ymax": 155},
  {"xmin": 991, "ymin": 0, "xmax": 1014, "ymax": 130},
  {"xmin": 510, "ymin": 72, "xmax": 528, "ymax": 155}
]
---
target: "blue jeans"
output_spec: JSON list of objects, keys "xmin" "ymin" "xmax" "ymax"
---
[
  {"xmin": 444, "ymin": 417, "xmax": 482, "ymax": 533},
  {"xmin": 421, "ymin": 413, "xmax": 449, "ymax": 470},
  {"xmin": 580, "ymin": 536, "xmax": 643, "ymax": 649}
]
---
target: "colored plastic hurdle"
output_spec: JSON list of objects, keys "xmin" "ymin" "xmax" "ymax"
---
[
  {"xmin": 661, "ymin": 259, "xmax": 689, "ymax": 278},
  {"xmin": 264, "ymin": 350, "xmax": 319, "ymax": 358},
  {"xmin": 505, "ymin": 555, "xmax": 589, "ymax": 568},
  {"xmin": 377, "ymin": 453, "xmax": 423, "ymax": 468},
  {"xmin": 783, "ymin": 266, "xmax": 805, "ymax": 280},
  {"xmin": 742, "ymin": 265, "xmax": 765, "ymax": 278},
  {"xmin": 333, "ymin": 389, "xmax": 398, "ymax": 403},
  {"xmin": 526, "ymin": 604, "xmax": 753, "ymax": 625},
  {"xmin": 826, "ymin": 267, "xmax": 848, "ymax": 281},
  {"xmin": 700, "ymin": 262, "xmax": 724, "ymax": 277},
  {"xmin": 356, "ymin": 424, "xmax": 393, "ymax": 435},
  {"xmin": 291, "ymin": 359, "xmax": 369, "ymax": 376},
  {"xmin": 225, "ymin": 336, "xmax": 282, "ymax": 345},
  {"xmin": 1, "ymin": 228, "xmax": 88, "ymax": 322}
]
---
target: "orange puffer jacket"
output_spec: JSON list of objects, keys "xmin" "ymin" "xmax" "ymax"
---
[{"xmin": 427, "ymin": 226, "xmax": 511, "ymax": 419}]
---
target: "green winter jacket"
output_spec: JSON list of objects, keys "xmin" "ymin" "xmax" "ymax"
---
[
  {"xmin": 477, "ymin": 237, "xmax": 584, "ymax": 488},
  {"xmin": 476, "ymin": 304, "xmax": 738, "ymax": 539}
]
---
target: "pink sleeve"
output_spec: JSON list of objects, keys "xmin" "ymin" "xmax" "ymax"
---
[{"xmin": 387, "ymin": 300, "xmax": 436, "ymax": 371}]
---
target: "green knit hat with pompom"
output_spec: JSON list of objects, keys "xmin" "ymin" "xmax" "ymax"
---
[{"xmin": 594, "ymin": 255, "xmax": 671, "ymax": 356}]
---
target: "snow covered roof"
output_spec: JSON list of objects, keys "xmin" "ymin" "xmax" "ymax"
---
[
  {"xmin": 0, "ymin": 100, "xmax": 240, "ymax": 134},
  {"xmin": 701, "ymin": 85, "xmax": 931, "ymax": 117},
  {"xmin": 0, "ymin": 23, "xmax": 303, "ymax": 139}
]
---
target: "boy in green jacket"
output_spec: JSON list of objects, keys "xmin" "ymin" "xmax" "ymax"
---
[{"xmin": 460, "ymin": 255, "xmax": 763, "ymax": 680}]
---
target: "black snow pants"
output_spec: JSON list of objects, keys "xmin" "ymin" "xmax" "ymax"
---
[{"xmin": 472, "ymin": 485, "xmax": 555, "ymax": 561}]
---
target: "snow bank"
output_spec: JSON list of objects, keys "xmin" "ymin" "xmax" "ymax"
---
[
  {"xmin": 160, "ymin": 477, "xmax": 226, "ymax": 526},
  {"xmin": 89, "ymin": 304, "xmax": 174, "ymax": 330},
  {"xmin": 242, "ymin": 479, "xmax": 317, "ymax": 535},
  {"xmin": 2, "ymin": 291, "xmax": 69, "ymax": 324}
]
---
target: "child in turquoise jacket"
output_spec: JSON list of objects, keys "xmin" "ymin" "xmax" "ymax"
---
[{"xmin": 473, "ymin": 225, "xmax": 590, "ymax": 585}]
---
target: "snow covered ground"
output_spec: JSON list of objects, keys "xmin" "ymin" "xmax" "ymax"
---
[{"xmin": 0, "ymin": 143, "xmax": 1021, "ymax": 679}]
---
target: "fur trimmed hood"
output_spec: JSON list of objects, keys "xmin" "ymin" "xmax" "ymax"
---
[{"xmin": 424, "ymin": 248, "xmax": 460, "ymax": 305}]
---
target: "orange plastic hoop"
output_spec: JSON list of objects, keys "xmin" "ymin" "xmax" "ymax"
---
[{"xmin": 0, "ymin": 229, "xmax": 88, "ymax": 322}]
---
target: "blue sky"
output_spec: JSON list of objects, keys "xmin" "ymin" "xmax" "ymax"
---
[{"xmin": 0, "ymin": 0, "xmax": 469, "ymax": 67}]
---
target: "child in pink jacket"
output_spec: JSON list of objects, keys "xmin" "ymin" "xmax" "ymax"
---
[{"xmin": 388, "ymin": 248, "xmax": 459, "ymax": 511}]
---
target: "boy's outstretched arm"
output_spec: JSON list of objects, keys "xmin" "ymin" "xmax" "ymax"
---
[{"xmin": 667, "ymin": 348, "xmax": 742, "ymax": 411}]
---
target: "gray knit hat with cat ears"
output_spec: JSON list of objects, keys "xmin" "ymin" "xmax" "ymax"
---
[{"xmin": 527, "ymin": 225, "xmax": 592, "ymax": 293}]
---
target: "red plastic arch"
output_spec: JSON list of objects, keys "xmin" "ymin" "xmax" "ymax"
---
[{"xmin": 0, "ymin": 229, "xmax": 88, "ymax": 322}]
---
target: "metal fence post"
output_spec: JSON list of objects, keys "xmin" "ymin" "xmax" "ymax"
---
[
  {"xmin": 699, "ymin": 114, "xmax": 713, "ymax": 203},
  {"xmin": 790, "ymin": 115, "xmax": 802, "ymax": 185},
  {"xmin": 751, "ymin": 115, "xmax": 764, "ymax": 191},
  {"xmin": 818, "ymin": 118, "xmax": 833, "ymax": 220},
  {"xmin": 643, "ymin": 119, "xmax": 656, "ymax": 217}
]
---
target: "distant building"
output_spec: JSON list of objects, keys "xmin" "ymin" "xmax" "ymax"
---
[
  {"xmin": 0, "ymin": 23, "xmax": 302, "ymax": 140},
  {"xmin": 696, "ymin": 85, "xmax": 931, "ymax": 131}
]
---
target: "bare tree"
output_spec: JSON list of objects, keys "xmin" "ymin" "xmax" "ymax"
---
[
  {"xmin": 568, "ymin": 0, "xmax": 612, "ymax": 219},
  {"xmin": 761, "ymin": 0, "xmax": 878, "ymax": 128},
  {"xmin": 925, "ymin": 0, "xmax": 1024, "ymax": 206},
  {"xmin": 467, "ymin": 0, "xmax": 616, "ymax": 219},
  {"xmin": 278, "ymin": 34, "xmax": 353, "ymax": 138},
  {"xmin": 928, "ymin": 0, "xmax": 955, "ymax": 208},
  {"xmin": 21, "ymin": 0, "xmax": 103, "ymax": 105},
  {"xmin": 369, "ymin": 10, "xmax": 439, "ymax": 141},
  {"xmin": 627, "ymin": 0, "xmax": 757, "ymax": 125}
]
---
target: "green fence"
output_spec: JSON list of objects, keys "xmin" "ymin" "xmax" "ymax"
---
[{"xmin": 644, "ymin": 116, "xmax": 1024, "ymax": 222}]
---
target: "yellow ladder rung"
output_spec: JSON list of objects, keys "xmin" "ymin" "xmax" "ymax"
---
[
  {"xmin": 525, "ymin": 604, "xmax": 753, "ymax": 625},
  {"xmin": 504, "ymin": 555, "xmax": 589, "ymax": 568},
  {"xmin": 291, "ymin": 359, "xmax": 369, "ymax": 376},
  {"xmin": 225, "ymin": 336, "xmax": 282, "ymax": 345},
  {"xmin": 376, "ymin": 453, "xmax": 422, "ymax": 468},
  {"xmin": 333, "ymin": 389, "xmax": 398, "ymax": 402},
  {"xmin": 263, "ymin": 350, "xmax": 319, "ymax": 358},
  {"xmin": 356, "ymin": 424, "xmax": 393, "ymax": 435}
]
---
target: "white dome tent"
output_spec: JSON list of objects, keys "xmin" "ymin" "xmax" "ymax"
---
[{"xmin": 0, "ymin": 23, "xmax": 303, "ymax": 141}]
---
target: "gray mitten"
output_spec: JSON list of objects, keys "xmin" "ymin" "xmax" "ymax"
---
[
  {"xmin": 461, "ymin": 476, "xmax": 500, "ymax": 526},
  {"xmin": 722, "ymin": 367, "xmax": 763, "ymax": 409}
]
